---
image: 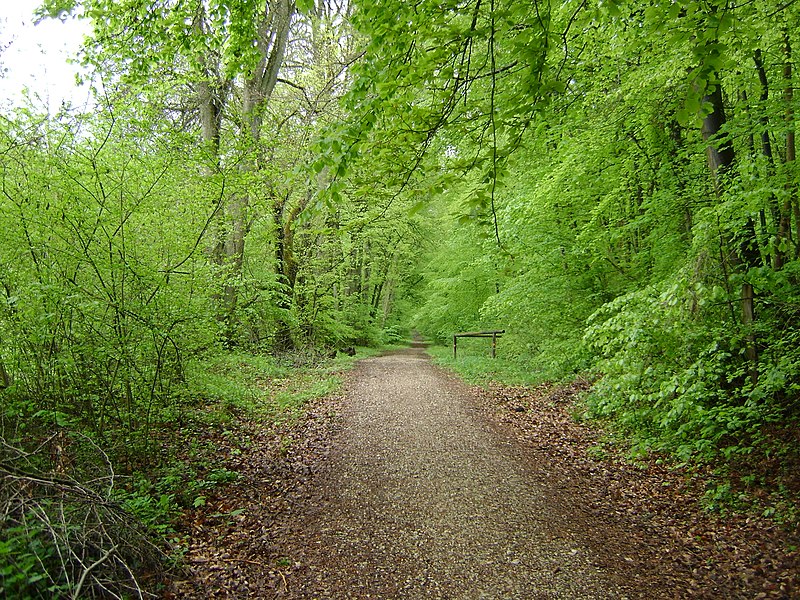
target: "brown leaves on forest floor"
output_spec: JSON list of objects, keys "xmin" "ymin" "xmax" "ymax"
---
[
  {"xmin": 165, "ymin": 375, "xmax": 799, "ymax": 599},
  {"xmin": 164, "ymin": 395, "xmax": 345, "ymax": 599},
  {"xmin": 473, "ymin": 380, "xmax": 800, "ymax": 599}
]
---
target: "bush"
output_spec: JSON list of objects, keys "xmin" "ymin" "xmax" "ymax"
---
[
  {"xmin": 583, "ymin": 281, "xmax": 780, "ymax": 462},
  {"xmin": 0, "ymin": 438, "xmax": 167, "ymax": 599}
]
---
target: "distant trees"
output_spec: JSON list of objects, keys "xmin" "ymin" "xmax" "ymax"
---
[{"xmin": 342, "ymin": 0, "xmax": 800, "ymax": 458}]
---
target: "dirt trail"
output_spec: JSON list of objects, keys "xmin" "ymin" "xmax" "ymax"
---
[
  {"xmin": 277, "ymin": 347, "xmax": 629, "ymax": 598},
  {"xmin": 172, "ymin": 346, "xmax": 798, "ymax": 598}
]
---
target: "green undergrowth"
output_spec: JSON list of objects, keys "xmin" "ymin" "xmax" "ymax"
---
[
  {"xmin": 579, "ymin": 408, "xmax": 800, "ymax": 527},
  {"xmin": 184, "ymin": 351, "xmax": 343, "ymax": 424},
  {"xmin": 426, "ymin": 343, "xmax": 547, "ymax": 386},
  {"xmin": 133, "ymin": 345, "xmax": 374, "ymax": 508},
  {"xmin": 1, "ymin": 345, "xmax": 377, "ymax": 599},
  {"xmin": 428, "ymin": 343, "xmax": 799, "ymax": 528}
]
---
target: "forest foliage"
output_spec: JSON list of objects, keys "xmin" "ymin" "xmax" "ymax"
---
[
  {"xmin": 1, "ymin": 0, "xmax": 799, "ymax": 596},
  {"xmin": 396, "ymin": 0, "xmax": 800, "ymax": 464}
]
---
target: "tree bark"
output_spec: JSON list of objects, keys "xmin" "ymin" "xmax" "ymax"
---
[
  {"xmin": 193, "ymin": 4, "xmax": 228, "ymax": 267},
  {"xmin": 243, "ymin": 0, "xmax": 293, "ymax": 143},
  {"xmin": 701, "ymin": 84, "xmax": 735, "ymax": 181},
  {"xmin": 782, "ymin": 32, "xmax": 797, "ymax": 262},
  {"xmin": 273, "ymin": 199, "xmax": 295, "ymax": 351},
  {"xmin": 700, "ymin": 73, "xmax": 758, "ymax": 380},
  {"xmin": 221, "ymin": 0, "xmax": 294, "ymax": 342},
  {"xmin": 0, "ymin": 360, "xmax": 11, "ymax": 388},
  {"xmin": 752, "ymin": 48, "xmax": 787, "ymax": 270},
  {"xmin": 193, "ymin": 4, "xmax": 224, "ymax": 160}
]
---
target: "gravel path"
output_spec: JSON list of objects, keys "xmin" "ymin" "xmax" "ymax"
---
[{"xmin": 280, "ymin": 347, "xmax": 627, "ymax": 598}]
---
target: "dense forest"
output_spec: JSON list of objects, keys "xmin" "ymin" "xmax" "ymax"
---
[{"xmin": 2, "ymin": 0, "xmax": 799, "ymax": 596}]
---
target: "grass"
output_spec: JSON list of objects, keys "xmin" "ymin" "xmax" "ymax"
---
[
  {"xmin": 426, "ymin": 343, "xmax": 546, "ymax": 386},
  {"xmin": 183, "ymin": 347, "xmax": 372, "ymax": 424}
]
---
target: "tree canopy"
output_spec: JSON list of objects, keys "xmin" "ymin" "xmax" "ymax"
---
[{"xmin": 2, "ymin": 0, "xmax": 799, "ymax": 594}]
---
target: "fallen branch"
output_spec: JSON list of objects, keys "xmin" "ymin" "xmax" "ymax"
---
[
  {"xmin": 72, "ymin": 544, "xmax": 118, "ymax": 600},
  {"xmin": 1, "ymin": 438, "xmax": 165, "ymax": 599}
]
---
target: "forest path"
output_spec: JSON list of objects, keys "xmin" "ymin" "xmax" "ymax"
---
[
  {"xmin": 173, "ymin": 345, "xmax": 798, "ymax": 598},
  {"xmin": 276, "ymin": 346, "xmax": 629, "ymax": 598}
]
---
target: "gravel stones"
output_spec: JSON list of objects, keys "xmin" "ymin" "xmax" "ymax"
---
[{"xmin": 279, "ymin": 349, "xmax": 624, "ymax": 598}]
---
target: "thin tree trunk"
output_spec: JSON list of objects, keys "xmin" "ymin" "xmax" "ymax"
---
[
  {"xmin": 741, "ymin": 282, "xmax": 758, "ymax": 384},
  {"xmin": 701, "ymin": 84, "xmax": 735, "ymax": 180},
  {"xmin": 0, "ymin": 360, "xmax": 10, "ymax": 388},
  {"xmin": 274, "ymin": 193, "xmax": 294, "ymax": 350},
  {"xmin": 243, "ymin": 0, "xmax": 294, "ymax": 347},
  {"xmin": 220, "ymin": 0, "xmax": 293, "ymax": 343},
  {"xmin": 752, "ymin": 49, "xmax": 784, "ymax": 270},
  {"xmin": 193, "ymin": 4, "xmax": 227, "ymax": 266}
]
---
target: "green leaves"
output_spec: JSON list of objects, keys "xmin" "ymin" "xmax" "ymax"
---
[
  {"xmin": 34, "ymin": 0, "xmax": 79, "ymax": 20},
  {"xmin": 0, "ymin": 102, "xmax": 221, "ymax": 449},
  {"xmin": 295, "ymin": 0, "xmax": 315, "ymax": 13}
]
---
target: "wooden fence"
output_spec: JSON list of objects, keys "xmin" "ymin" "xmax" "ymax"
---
[{"xmin": 452, "ymin": 330, "xmax": 505, "ymax": 359}]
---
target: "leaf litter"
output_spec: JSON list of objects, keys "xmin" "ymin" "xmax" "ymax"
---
[
  {"xmin": 476, "ymin": 379, "xmax": 800, "ymax": 599},
  {"xmin": 165, "ymin": 352, "xmax": 799, "ymax": 598}
]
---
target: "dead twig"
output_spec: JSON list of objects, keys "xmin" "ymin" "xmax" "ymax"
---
[
  {"xmin": 189, "ymin": 556, "xmax": 270, "ymax": 568},
  {"xmin": 1, "ymin": 437, "xmax": 164, "ymax": 599},
  {"xmin": 72, "ymin": 544, "xmax": 118, "ymax": 600}
]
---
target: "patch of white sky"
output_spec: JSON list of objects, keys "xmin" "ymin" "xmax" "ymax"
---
[{"xmin": 0, "ymin": 0, "xmax": 94, "ymax": 114}]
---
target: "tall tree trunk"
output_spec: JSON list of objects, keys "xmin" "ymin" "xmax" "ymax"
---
[
  {"xmin": 781, "ymin": 32, "xmax": 798, "ymax": 261},
  {"xmin": 223, "ymin": 0, "xmax": 294, "ymax": 343},
  {"xmin": 192, "ymin": 4, "xmax": 236, "ymax": 339},
  {"xmin": 273, "ymin": 187, "xmax": 309, "ymax": 351},
  {"xmin": 701, "ymin": 84, "xmax": 735, "ymax": 180},
  {"xmin": 193, "ymin": 4, "xmax": 227, "ymax": 266},
  {"xmin": 194, "ymin": 3, "xmax": 224, "ymax": 163},
  {"xmin": 701, "ymin": 83, "xmax": 759, "ymax": 265},
  {"xmin": 273, "ymin": 193, "xmax": 294, "ymax": 350},
  {"xmin": 249, "ymin": 0, "xmax": 293, "ymax": 347},
  {"xmin": 0, "ymin": 360, "xmax": 11, "ymax": 388},
  {"xmin": 753, "ymin": 48, "xmax": 784, "ymax": 271},
  {"xmin": 701, "ymin": 77, "xmax": 758, "ymax": 381},
  {"xmin": 243, "ymin": 0, "xmax": 292, "ymax": 143}
]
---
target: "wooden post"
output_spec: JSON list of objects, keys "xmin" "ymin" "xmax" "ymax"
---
[
  {"xmin": 453, "ymin": 335, "xmax": 457, "ymax": 359},
  {"xmin": 492, "ymin": 332, "xmax": 497, "ymax": 358}
]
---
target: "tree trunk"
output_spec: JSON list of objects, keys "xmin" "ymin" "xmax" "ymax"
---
[
  {"xmin": 751, "ymin": 48, "xmax": 786, "ymax": 271},
  {"xmin": 700, "ymin": 75, "xmax": 758, "ymax": 380},
  {"xmin": 194, "ymin": 3, "xmax": 224, "ymax": 162},
  {"xmin": 741, "ymin": 282, "xmax": 758, "ymax": 385},
  {"xmin": 782, "ymin": 32, "xmax": 797, "ymax": 262},
  {"xmin": 701, "ymin": 84, "xmax": 735, "ymax": 181},
  {"xmin": 273, "ymin": 192, "xmax": 295, "ymax": 350},
  {"xmin": 222, "ymin": 0, "xmax": 294, "ymax": 343},
  {"xmin": 0, "ymin": 360, "xmax": 11, "ymax": 388},
  {"xmin": 243, "ymin": 0, "xmax": 292, "ymax": 142},
  {"xmin": 193, "ymin": 4, "xmax": 228, "ymax": 266}
]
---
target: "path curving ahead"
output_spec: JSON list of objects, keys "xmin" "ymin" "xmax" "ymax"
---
[{"xmin": 279, "ymin": 347, "xmax": 626, "ymax": 599}]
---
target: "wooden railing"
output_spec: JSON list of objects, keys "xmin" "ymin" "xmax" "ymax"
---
[{"xmin": 452, "ymin": 330, "xmax": 505, "ymax": 359}]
